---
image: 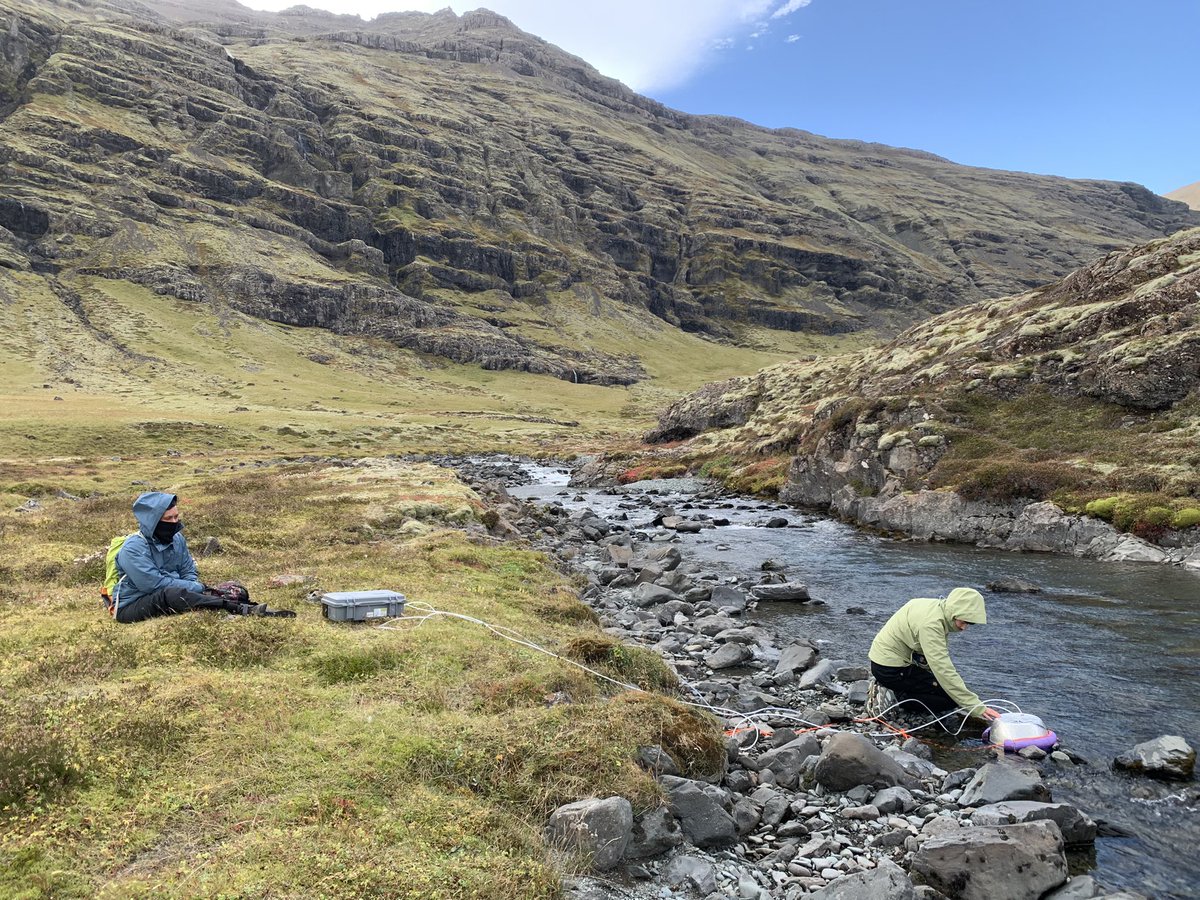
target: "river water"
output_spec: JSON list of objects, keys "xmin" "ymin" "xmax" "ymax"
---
[{"xmin": 509, "ymin": 467, "xmax": 1200, "ymax": 899}]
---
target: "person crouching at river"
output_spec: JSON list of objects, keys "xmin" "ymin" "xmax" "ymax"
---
[
  {"xmin": 868, "ymin": 587, "xmax": 999, "ymax": 722},
  {"xmin": 112, "ymin": 491, "xmax": 294, "ymax": 622}
]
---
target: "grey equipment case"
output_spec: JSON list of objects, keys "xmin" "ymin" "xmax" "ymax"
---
[{"xmin": 321, "ymin": 589, "xmax": 406, "ymax": 621}]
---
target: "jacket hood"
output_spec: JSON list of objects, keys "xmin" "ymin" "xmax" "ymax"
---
[
  {"xmin": 944, "ymin": 587, "xmax": 987, "ymax": 624},
  {"xmin": 132, "ymin": 491, "xmax": 178, "ymax": 540}
]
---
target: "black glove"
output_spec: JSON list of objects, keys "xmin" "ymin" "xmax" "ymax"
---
[{"xmin": 209, "ymin": 580, "xmax": 251, "ymax": 604}]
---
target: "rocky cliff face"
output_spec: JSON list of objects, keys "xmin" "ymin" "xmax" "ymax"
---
[
  {"xmin": 1, "ymin": 0, "xmax": 1197, "ymax": 382},
  {"xmin": 647, "ymin": 228, "xmax": 1200, "ymax": 554}
]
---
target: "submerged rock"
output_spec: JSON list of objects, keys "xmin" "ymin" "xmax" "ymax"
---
[
  {"xmin": 1113, "ymin": 735, "xmax": 1196, "ymax": 780},
  {"xmin": 957, "ymin": 762, "xmax": 1051, "ymax": 807}
]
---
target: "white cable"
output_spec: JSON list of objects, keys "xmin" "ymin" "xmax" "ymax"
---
[{"xmin": 375, "ymin": 601, "xmax": 1028, "ymax": 752}]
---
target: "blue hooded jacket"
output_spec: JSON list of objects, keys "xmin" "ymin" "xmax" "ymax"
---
[{"xmin": 114, "ymin": 491, "xmax": 203, "ymax": 610}]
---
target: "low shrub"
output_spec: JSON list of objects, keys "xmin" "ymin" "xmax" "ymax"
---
[
  {"xmin": 1085, "ymin": 496, "xmax": 1120, "ymax": 520},
  {"xmin": 1171, "ymin": 508, "xmax": 1200, "ymax": 529},
  {"xmin": 952, "ymin": 460, "xmax": 1086, "ymax": 503},
  {"xmin": 617, "ymin": 463, "xmax": 687, "ymax": 485}
]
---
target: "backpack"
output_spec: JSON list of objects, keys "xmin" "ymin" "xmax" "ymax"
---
[{"xmin": 101, "ymin": 532, "xmax": 138, "ymax": 616}]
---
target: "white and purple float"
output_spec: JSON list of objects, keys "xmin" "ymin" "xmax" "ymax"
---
[{"xmin": 983, "ymin": 712, "xmax": 1059, "ymax": 752}]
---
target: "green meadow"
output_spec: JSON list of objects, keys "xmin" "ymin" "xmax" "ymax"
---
[{"xmin": 0, "ymin": 268, "xmax": 831, "ymax": 897}]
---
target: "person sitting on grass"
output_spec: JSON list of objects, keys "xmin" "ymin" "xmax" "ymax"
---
[
  {"xmin": 112, "ymin": 491, "xmax": 294, "ymax": 623},
  {"xmin": 868, "ymin": 586, "xmax": 998, "ymax": 723}
]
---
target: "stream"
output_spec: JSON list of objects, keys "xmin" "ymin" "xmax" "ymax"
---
[{"xmin": 508, "ymin": 466, "xmax": 1200, "ymax": 899}]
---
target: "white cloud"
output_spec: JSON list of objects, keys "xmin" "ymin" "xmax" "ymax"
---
[
  {"xmin": 771, "ymin": 0, "xmax": 812, "ymax": 17},
  {"xmin": 244, "ymin": 0, "xmax": 795, "ymax": 91},
  {"xmin": 785, "ymin": 33, "xmax": 800, "ymax": 43}
]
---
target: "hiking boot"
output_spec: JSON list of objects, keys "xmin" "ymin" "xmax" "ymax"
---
[{"xmin": 865, "ymin": 678, "xmax": 899, "ymax": 718}]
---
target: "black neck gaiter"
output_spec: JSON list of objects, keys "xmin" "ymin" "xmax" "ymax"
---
[{"xmin": 153, "ymin": 520, "xmax": 182, "ymax": 544}]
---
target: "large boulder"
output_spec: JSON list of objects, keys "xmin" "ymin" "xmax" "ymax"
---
[
  {"xmin": 911, "ymin": 819, "xmax": 1068, "ymax": 900},
  {"xmin": 957, "ymin": 761, "xmax": 1051, "ymax": 807},
  {"xmin": 1113, "ymin": 735, "xmax": 1195, "ymax": 780},
  {"xmin": 970, "ymin": 801, "xmax": 1097, "ymax": 846},
  {"xmin": 660, "ymin": 776, "xmax": 739, "ymax": 848},
  {"xmin": 814, "ymin": 732, "xmax": 917, "ymax": 792},
  {"xmin": 545, "ymin": 796, "xmax": 633, "ymax": 871},
  {"xmin": 809, "ymin": 859, "xmax": 914, "ymax": 899}
]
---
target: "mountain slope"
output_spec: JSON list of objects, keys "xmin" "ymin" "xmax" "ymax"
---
[
  {"xmin": 1167, "ymin": 180, "xmax": 1200, "ymax": 210},
  {"xmin": 645, "ymin": 228, "xmax": 1200, "ymax": 539},
  {"xmin": 0, "ymin": 0, "xmax": 1196, "ymax": 386}
]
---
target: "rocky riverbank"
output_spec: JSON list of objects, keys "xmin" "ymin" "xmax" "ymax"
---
[
  {"xmin": 441, "ymin": 456, "xmax": 1196, "ymax": 900},
  {"xmin": 569, "ymin": 455, "xmax": 1200, "ymax": 570}
]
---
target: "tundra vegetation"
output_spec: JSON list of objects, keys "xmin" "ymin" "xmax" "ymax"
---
[{"xmin": 0, "ymin": 456, "xmax": 724, "ymax": 898}]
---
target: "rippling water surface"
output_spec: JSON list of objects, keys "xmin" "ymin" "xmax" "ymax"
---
[{"xmin": 510, "ymin": 467, "xmax": 1200, "ymax": 898}]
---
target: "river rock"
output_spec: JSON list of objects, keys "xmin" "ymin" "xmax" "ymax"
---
[
  {"xmin": 799, "ymin": 658, "xmax": 837, "ymax": 688},
  {"xmin": 911, "ymin": 819, "xmax": 1068, "ymax": 900},
  {"xmin": 711, "ymin": 584, "xmax": 747, "ymax": 612},
  {"xmin": 1113, "ymin": 735, "xmax": 1196, "ymax": 780},
  {"xmin": 607, "ymin": 544, "xmax": 633, "ymax": 567},
  {"xmin": 751, "ymin": 581, "xmax": 812, "ymax": 601},
  {"xmin": 623, "ymin": 806, "xmax": 683, "ymax": 859},
  {"xmin": 732, "ymin": 796, "xmax": 762, "ymax": 835},
  {"xmin": 970, "ymin": 801, "xmax": 1097, "ymax": 846},
  {"xmin": 544, "ymin": 796, "xmax": 633, "ymax": 871},
  {"xmin": 957, "ymin": 762, "xmax": 1051, "ymax": 806},
  {"xmin": 814, "ymin": 732, "xmax": 917, "ymax": 792},
  {"xmin": 986, "ymin": 577, "xmax": 1042, "ymax": 593},
  {"xmin": 775, "ymin": 642, "xmax": 819, "ymax": 675},
  {"xmin": 656, "ymin": 599, "xmax": 695, "ymax": 624},
  {"xmin": 757, "ymin": 735, "xmax": 821, "ymax": 789},
  {"xmin": 642, "ymin": 545, "xmax": 682, "ymax": 571},
  {"xmin": 634, "ymin": 562, "xmax": 665, "ymax": 584},
  {"xmin": 873, "ymin": 785, "xmax": 917, "ymax": 814},
  {"xmin": 808, "ymin": 858, "xmax": 914, "ymax": 899},
  {"xmin": 707, "ymin": 642, "xmax": 753, "ymax": 670},
  {"xmin": 659, "ymin": 776, "xmax": 739, "ymax": 848},
  {"xmin": 662, "ymin": 854, "xmax": 717, "ymax": 894},
  {"xmin": 631, "ymin": 583, "xmax": 678, "ymax": 607}
]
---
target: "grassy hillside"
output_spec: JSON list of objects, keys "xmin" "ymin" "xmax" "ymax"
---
[
  {"xmin": 0, "ymin": 264, "xmax": 856, "ymax": 463},
  {"xmin": 0, "ymin": 456, "xmax": 722, "ymax": 898}
]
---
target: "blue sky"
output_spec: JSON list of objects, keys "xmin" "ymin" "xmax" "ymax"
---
[
  {"xmin": 248, "ymin": 0, "xmax": 1198, "ymax": 195},
  {"xmin": 650, "ymin": 0, "xmax": 1198, "ymax": 195}
]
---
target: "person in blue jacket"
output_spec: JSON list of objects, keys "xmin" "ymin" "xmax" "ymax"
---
[{"xmin": 113, "ymin": 491, "xmax": 293, "ymax": 622}]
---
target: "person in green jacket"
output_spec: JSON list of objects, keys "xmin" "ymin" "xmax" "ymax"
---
[{"xmin": 868, "ymin": 587, "xmax": 999, "ymax": 721}]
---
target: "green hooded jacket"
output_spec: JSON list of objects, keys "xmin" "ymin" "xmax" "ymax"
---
[{"xmin": 868, "ymin": 587, "xmax": 987, "ymax": 714}]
